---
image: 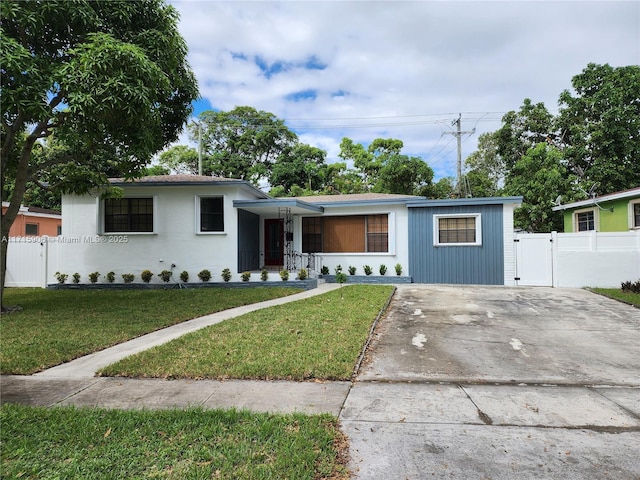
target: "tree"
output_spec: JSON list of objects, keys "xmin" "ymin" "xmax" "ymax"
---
[
  {"xmin": 269, "ymin": 144, "xmax": 326, "ymax": 194},
  {"xmin": 423, "ymin": 177, "xmax": 455, "ymax": 199},
  {"xmin": 1, "ymin": 0, "xmax": 198, "ymax": 305},
  {"xmin": 193, "ymin": 107, "xmax": 298, "ymax": 185},
  {"xmin": 463, "ymin": 131, "xmax": 504, "ymax": 197},
  {"xmin": 157, "ymin": 145, "xmax": 201, "ymax": 175},
  {"xmin": 557, "ymin": 63, "xmax": 640, "ymax": 194},
  {"xmin": 504, "ymin": 144, "xmax": 577, "ymax": 232},
  {"xmin": 375, "ymin": 155, "xmax": 434, "ymax": 196}
]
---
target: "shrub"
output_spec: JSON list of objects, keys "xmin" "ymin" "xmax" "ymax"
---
[
  {"xmin": 72, "ymin": 273, "xmax": 81, "ymax": 284},
  {"xmin": 348, "ymin": 266, "xmax": 356, "ymax": 275},
  {"xmin": 379, "ymin": 264, "xmax": 387, "ymax": 276},
  {"xmin": 241, "ymin": 271, "xmax": 251, "ymax": 282},
  {"xmin": 621, "ymin": 280, "xmax": 640, "ymax": 293},
  {"xmin": 180, "ymin": 271, "xmax": 189, "ymax": 283},
  {"xmin": 297, "ymin": 268, "xmax": 308, "ymax": 280},
  {"xmin": 88, "ymin": 271, "xmax": 100, "ymax": 284},
  {"xmin": 159, "ymin": 270, "xmax": 173, "ymax": 283},
  {"xmin": 335, "ymin": 271, "xmax": 347, "ymax": 285},
  {"xmin": 280, "ymin": 269, "xmax": 289, "ymax": 281},
  {"xmin": 122, "ymin": 273, "xmax": 135, "ymax": 284},
  {"xmin": 141, "ymin": 270, "xmax": 153, "ymax": 283},
  {"xmin": 106, "ymin": 271, "xmax": 115, "ymax": 283},
  {"xmin": 54, "ymin": 272, "xmax": 68, "ymax": 284},
  {"xmin": 221, "ymin": 268, "xmax": 232, "ymax": 282},
  {"xmin": 198, "ymin": 269, "xmax": 212, "ymax": 282},
  {"xmin": 395, "ymin": 263, "xmax": 403, "ymax": 276},
  {"xmin": 260, "ymin": 269, "xmax": 269, "ymax": 281},
  {"xmin": 363, "ymin": 265, "xmax": 372, "ymax": 276},
  {"xmin": 321, "ymin": 266, "xmax": 329, "ymax": 275}
]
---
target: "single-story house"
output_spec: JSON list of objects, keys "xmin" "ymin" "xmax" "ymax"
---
[
  {"xmin": 552, "ymin": 187, "xmax": 640, "ymax": 232},
  {"xmin": 59, "ymin": 175, "xmax": 522, "ymax": 285},
  {"xmin": 2, "ymin": 201, "xmax": 62, "ymax": 238}
]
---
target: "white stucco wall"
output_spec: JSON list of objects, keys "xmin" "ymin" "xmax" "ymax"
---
[{"xmin": 60, "ymin": 185, "xmax": 259, "ymax": 283}]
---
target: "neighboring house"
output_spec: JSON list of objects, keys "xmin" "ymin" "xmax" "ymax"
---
[
  {"xmin": 59, "ymin": 175, "xmax": 521, "ymax": 285},
  {"xmin": 2, "ymin": 201, "xmax": 62, "ymax": 238},
  {"xmin": 552, "ymin": 187, "xmax": 640, "ymax": 232}
]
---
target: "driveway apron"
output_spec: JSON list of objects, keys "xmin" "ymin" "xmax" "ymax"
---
[{"xmin": 340, "ymin": 285, "xmax": 640, "ymax": 479}]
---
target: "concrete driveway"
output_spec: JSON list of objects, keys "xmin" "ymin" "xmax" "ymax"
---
[{"xmin": 340, "ymin": 285, "xmax": 640, "ymax": 479}]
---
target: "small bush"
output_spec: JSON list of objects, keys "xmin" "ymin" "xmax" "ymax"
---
[
  {"xmin": 395, "ymin": 263, "xmax": 403, "ymax": 276},
  {"xmin": 363, "ymin": 265, "xmax": 372, "ymax": 276},
  {"xmin": 335, "ymin": 271, "xmax": 347, "ymax": 284},
  {"xmin": 221, "ymin": 268, "xmax": 232, "ymax": 282},
  {"xmin": 198, "ymin": 269, "xmax": 212, "ymax": 282},
  {"xmin": 159, "ymin": 270, "xmax": 172, "ymax": 283},
  {"xmin": 621, "ymin": 280, "xmax": 640, "ymax": 293},
  {"xmin": 280, "ymin": 269, "xmax": 289, "ymax": 281},
  {"xmin": 180, "ymin": 271, "xmax": 189, "ymax": 283},
  {"xmin": 72, "ymin": 273, "xmax": 81, "ymax": 284},
  {"xmin": 321, "ymin": 266, "xmax": 329, "ymax": 275},
  {"xmin": 106, "ymin": 271, "xmax": 115, "ymax": 283},
  {"xmin": 141, "ymin": 270, "xmax": 153, "ymax": 283},
  {"xmin": 260, "ymin": 269, "xmax": 269, "ymax": 281},
  {"xmin": 122, "ymin": 273, "xmax": 135, "ymax": 284},
  {"xmin": 334, "ymin": 265, "xmax": 343, "ymax": 275},
  {"xmin": 88, "ymin": 271, "xmax": 100, "ymax": 284},
  {"xmin": 297, "ymin": 268, "xmax": 308, "ymax": 280},
  {"xmin": 379, "ymin": 264, "xmax": 387, "ymax": 276},
  {"xmin": 348, "ymin": 266, "xmax": 356, "ymax": 275},
  {"xmin": 54, "ymin": 272, "xmax": 68, "ymax": 284},
  {"xmin": 241, "ymin": 271, "xmax": 251, "ymax": 282}
]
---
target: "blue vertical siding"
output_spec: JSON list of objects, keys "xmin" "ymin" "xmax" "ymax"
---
[
  {"xmin": 237, "ymin": 209, "xmax": 260, "ymax": 272},
  {"xmin": 408, "ymin": 205, "xmax": 504, "ymax": 285}
]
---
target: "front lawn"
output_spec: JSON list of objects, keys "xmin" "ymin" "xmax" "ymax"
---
[
  {"xmin": 591, "ymin": 288, "xmax": 640, "ymax": 308},
  {"xmin": 100, "ymin": 285, "xmax": 394, "ymax": 381},
  {"xmin": 0, "ymin": 404, "xmax": 348, "ymax": 480},
  {"xmin": 0, "ymin": 287, "xmax": 299, "ymax": 375}
]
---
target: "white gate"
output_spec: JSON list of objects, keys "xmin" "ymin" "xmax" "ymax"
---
[{"xmin": 514, "ymin": 233, "xmax": 553, "ymax": 286}]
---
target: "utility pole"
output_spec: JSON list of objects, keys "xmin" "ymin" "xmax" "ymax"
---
[{"xmin": 444, "ymin": 114, "xmax": 475, "ymax": 197}]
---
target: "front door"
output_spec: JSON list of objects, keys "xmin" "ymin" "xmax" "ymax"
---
[{"xmin": 264, "ymin": 219, "xmax": 284, "ymax": 266}]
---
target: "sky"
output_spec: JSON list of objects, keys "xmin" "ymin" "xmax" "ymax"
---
[{"xmin": 170, "ymin": 0, "xmax": 640, "ymax": 183}]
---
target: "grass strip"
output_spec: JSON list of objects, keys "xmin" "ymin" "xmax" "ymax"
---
[
  {"xmin": 100, "ymin": 285, "xmax": 394, "ymax": 381},
  {"xmin": 0, "ymin": 403, "xmax": 348, "ymax": 480},
  {"xmin": 1, "ymin": 287, "xmax": 299, "ymax": 375},
  {"xmin": 590, "ymin": 288, "xmax": 640, "ymax": 308}
]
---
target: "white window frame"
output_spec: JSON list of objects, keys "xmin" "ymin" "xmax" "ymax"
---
[
  {"xmin": 433, "ymin": 213, "xmax": 482, "ymax": 247},
  {"xmin": 195, "ymin": 195, "xmax": 226, "ymax": 235},
  {"xmin": 629, "ymin": 199, "xmax": 640, "ymax": 230},
  {"xmin": 573, "ymin": 207, "xmax": 598, "ymax": 232},
  {"xmin": 100, "ymin": 195, "xmax": 158, "ymax": 235}
]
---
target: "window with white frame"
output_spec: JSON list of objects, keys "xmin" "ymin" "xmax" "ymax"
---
[
  {"xmin": 197, "ymin": 196, "xmax": 224, "ymax": 233},
  {"xmin": 104, "ymin": 197, "xmax": 154, "ymax": 233},
  {"xmin": 574, "ymin": 209, "xmax": 596, "ymax": 232},
  {"xmin": 434, "ymin": 214, "xmax": 482, "ymax": 246},
  {"xmin": 630, "ymin": 200, "xmax": 640, "ymax": 229}
]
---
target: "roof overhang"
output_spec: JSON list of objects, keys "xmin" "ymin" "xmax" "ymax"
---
[
  {"xmin": 552, "ymin": 187, "xmax": 640, "ymax": 211},
  {"xmin": 407, "ymin": 196, "xmax": 523, "ymax": 208},
  {"xmin": 233, "ymin": 198, "xmax": 324, "ymax": 215}
]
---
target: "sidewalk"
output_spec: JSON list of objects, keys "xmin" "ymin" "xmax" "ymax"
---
[{"xmin": 1, "ymin": 282, "xmax": 351, "ymax": 415}]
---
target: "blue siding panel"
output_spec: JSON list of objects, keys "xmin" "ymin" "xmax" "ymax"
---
[{"xmin": 409, "ymin": 205, "xmax": 504, "ymax": 285}]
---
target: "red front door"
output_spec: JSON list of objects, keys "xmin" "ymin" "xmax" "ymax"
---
[{"xmin": 264, "ymin": 219, "xmax": 283, "ymax": 266}]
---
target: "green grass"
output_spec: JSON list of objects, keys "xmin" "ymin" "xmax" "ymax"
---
[
  {"xmin": 100, "ymin": 285, "xmax": 394, "ymax": 381},
  {"xmin": 1, "ymin": 287, "xmax": 300, "ymax": 375},
  {"xmin": 591, "ymin": 288, "xmax": 640, "ymax": 307},
  {"xmin": 0, "ymin": 404, "xmax": 348, "ymax": 480}
]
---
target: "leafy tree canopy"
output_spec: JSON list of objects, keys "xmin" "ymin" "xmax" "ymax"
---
[{"xmin": 1, "ymin": 0, "xmax": 198, "ymax": 299}]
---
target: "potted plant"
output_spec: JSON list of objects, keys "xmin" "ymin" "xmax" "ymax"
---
[
  {"xmin": 348, "ymin": 266, "xmax": 356, "ymax": 275},
  {"xmin": 395, "ymin": 263, "xmax": 403, "ymax": 276},
  {"xmin": 379, "ymin": 264, "xmax": 387, "ymax": 276},
  {"xmin": 363, "ymin": 265, "xmax": 373, "ymax": 276}
]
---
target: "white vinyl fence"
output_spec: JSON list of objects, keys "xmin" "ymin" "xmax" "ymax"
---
[
  {"xmin": 514, "ymin": 230, "xmax": 640, "ymax": 288},
  {"xmin": 4, "ymin": 237, "xmax": 62, "ymax": 288}
]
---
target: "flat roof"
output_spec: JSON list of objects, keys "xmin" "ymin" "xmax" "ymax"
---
[
  {"xmin": 109, "ymin": 175, "xmax": 269, "ymax": 198},
  {"xmin": 552, "ymin": 187, "xmax": 640, "ymax": 211},
  {"xmin": 407, "ymin": 196, "xmax": 523, "ymax": 208}
]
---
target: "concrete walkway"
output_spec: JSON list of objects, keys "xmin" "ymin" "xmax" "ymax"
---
[{"xmin": 1, "ymin": 282, "xmax": 349, "ymax": 416}]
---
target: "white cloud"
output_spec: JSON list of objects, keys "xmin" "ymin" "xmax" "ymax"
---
[{"xmin": 171, "ymin": 0, "xmax": 640, "ymax": 179}]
